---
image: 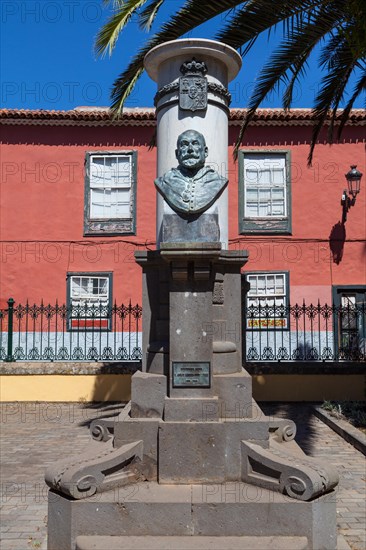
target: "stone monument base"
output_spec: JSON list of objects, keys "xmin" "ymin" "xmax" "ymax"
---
[
  {"xmin": 75, "ymin": 535, "xmax": 309, "ymax": 549},
  {"xmin": 45, "ymin": 244, "xmax": 339, "ymax": 550},
  {"xmin": 48, "ymin": 482, "xmax": 337, "ymax": 550}
]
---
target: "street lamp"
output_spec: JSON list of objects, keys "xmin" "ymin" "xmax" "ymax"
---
[{"xmin": 341, "ymin": 165, "xmax": 362, "ymax": 221}]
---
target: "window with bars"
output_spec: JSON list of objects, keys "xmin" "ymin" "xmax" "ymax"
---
[
  {"xmin": 239, "ymin": 151, "xmax": 291, "ymax": 234},
  {"xmin": 67, "ymin": 273, "xmax": 112, "ymax": 330},
  {"xmin": 245, "ymin": 272, "xmax": 289, "ymax": 329},
  {"xmin": 84, "ymin": 151, "xmax": 137, "ymax": 235}
]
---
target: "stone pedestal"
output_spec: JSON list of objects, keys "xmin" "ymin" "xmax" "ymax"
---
[{"xmin": 135, "ymin": 244, "xmax": 247, "ymax": 385}]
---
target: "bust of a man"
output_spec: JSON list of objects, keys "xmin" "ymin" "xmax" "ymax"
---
[{"xmin": 155, "ymin": 130, "xmax": 228, "ymax": 215}]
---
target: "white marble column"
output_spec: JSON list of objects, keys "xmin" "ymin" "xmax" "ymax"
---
[{"xmin": 144, "ymin": 39, "xmax": 242, "ymax": 248}]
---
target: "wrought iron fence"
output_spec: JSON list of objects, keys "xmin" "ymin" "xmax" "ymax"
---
[
  {"xmin": 245, "ymin": 301, "xmax": 365, "ymax": 362},
  {"xmin": 0, "ymin": 298, "xmax": 142, "ymax": 362},
  {"xmin": 1, "ymin": 298, "xmax": 365, "ymax": 363}
]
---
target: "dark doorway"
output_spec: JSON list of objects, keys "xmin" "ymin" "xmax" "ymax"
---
[{"xmin": 332, "ymin": 286, "xmax": 366, "ymax": 360}]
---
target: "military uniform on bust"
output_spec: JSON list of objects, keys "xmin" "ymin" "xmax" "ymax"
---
[{"xmin": 155, "ymin": 129, "xmax": 228, "ymax": 216}]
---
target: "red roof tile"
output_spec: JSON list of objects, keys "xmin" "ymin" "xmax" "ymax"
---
[
  {"xmin": 0, "ymin": 107, "xmax": 364, "ymax": 126},
  {"xmin": 229, "ymin": 108, "xmax": 365, "ymax": 125},
  {"xmin": 0, "ymin": 107, "xmax": 156, "ymax": 124}
]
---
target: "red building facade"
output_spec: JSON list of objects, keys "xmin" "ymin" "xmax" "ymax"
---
[{"xmin": 1, "ymin": 107, "xmax": 365, "ymax": 362}]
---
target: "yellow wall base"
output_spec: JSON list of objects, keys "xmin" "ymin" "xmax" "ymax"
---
[
  {"xmin": 252, "ymin": 374, "xmax": 365, "ymax": 401},
  {"xmin": 0, "ymin": 375, "xmax": 132, "ymax": 402},
  {"xmin": 0, "ymin": 373, "xmax": 364, "ymax": 402}
]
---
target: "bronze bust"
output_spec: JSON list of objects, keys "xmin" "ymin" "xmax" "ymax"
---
[{"xmin": 155, "ymin": 130, "xmax": 228, "ymax": 215}]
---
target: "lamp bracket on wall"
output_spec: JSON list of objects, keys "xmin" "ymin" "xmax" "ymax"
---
[{"xmin": 341, "ymin": 165, "xmax": 362, "ymax": 222}]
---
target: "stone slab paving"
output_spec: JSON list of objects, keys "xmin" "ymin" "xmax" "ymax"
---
[
  {"xmin": 0, "ymin": 402, "xmax": 365, "ymax": 550},
  {"xmin": 0, "ymin": 403, "xmax": 123, "ymax": 550},
  {"xmin": 262, "ymin": 403, "xmax": 366, "ymax": 550}
]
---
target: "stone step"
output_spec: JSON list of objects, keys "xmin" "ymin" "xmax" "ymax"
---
[
  {"xmin": 48, "ymin": 483, "xmax": 337, "ymax": 550},
  {"xmin": 75, "ymin": 535, "xmax": 309, "ymax": 550}
]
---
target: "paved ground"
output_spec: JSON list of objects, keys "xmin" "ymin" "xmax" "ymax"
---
[{"xmin": 0, "ymin": 402, "xmax": 365, "ymax": 550}]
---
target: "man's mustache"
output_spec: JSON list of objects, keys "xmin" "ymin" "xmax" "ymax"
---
[{"xmin": 182, "ymin": 154, "xmax": 200, "ymax": 160}]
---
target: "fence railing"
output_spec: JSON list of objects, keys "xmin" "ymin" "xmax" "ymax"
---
[
  {"xmin": 245, "ymin": 301, "xmax": 365, "ymax": 362},
  {"xmin": 0, "ymin": 299, "xmax": 365, "ymax": 363},
  {"xmin": 0, "ymin": 298, "xmax": 142, "ymax": 362}
]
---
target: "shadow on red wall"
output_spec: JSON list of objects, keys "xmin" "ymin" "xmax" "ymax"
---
[{"xmin": 329, "ymin": 221, "xmax": 346, "ymax": 264}]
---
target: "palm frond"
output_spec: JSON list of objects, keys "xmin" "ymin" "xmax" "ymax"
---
[
  {"xmin": 96, "ymin": 0, "xmax": 151, "ymax": 57},
  {"xmin": 108, "ymin": 0, "xmax": 242, "ymax": 113},
  {"xmin": 139, "ymin": 0, "xmax": 165, "ymax": 31},
  {"xmin": 233, "ymin": 6, "xmax": 341, "ymax": 158},
  {"xmin": 156, "ymin": 0, "xmax": 240, "ymax": 37},
  {"xmin": 282, "ymin": 54, "xmax": 309, "ymax": 110},
  {"xmin": 98, "ymin": 0, "xmax": 365, "ymax": 163},
  {"xmin": 240, "ymin": 37, "xmax": 258, "ymax": 58},
  {"xmin": 111, "ymin": 65, "xmax": 145, "ymax": 114},
  {"xmin": 217, "ymin": 0, "xmax": 334, "ymax": 61},
  {"xmin": 102, "ymin": 0, "xmax": 125, "ymax": 6},
  {"xmin": 318, "ymin": 31, "xmax": 347, "ymax": 69},
  {"xmin": 337, "ymin": 71, "xmax": 366, "ymax": 138},
  {"xmin": 148, "ymin": 128, "xmax": 157, "ymax": 149},
  {"xmin": 216, "ymin": 0, "xmax": 324, "ymax": 50},
  {"xmin": 308, "ymin": 39, "xmax": 361, "ymax": 164}
]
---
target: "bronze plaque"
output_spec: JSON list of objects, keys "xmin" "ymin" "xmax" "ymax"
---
[
  {"xmin": 172, "ymin": 362, "xmax": 210, "ymax": 388},
  {"xmin": 179, "ymin": 76, "xmax": 207, "ymax": 112}
]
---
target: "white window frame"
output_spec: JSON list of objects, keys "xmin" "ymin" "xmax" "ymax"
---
[
  {"xmin": 84, "ymin": 151, "xmax": 137, "ymax": 236},
  {"xmin": 244, "ymin": 154, "xmax": 287, "ymax": 218},
  {"xmin": 89, "ymin": 154, "xmax": 132, "ymax": 219},
  {"xmin": 245, "ymin": 272, "xmax": 289, "ymax": 330},
  {"xmin": 67, "ymin": 272, "xmax": 112, "ymax": 331},
  {"xmin": 70, "ymin": 275, "xmax": 109, "ymax": 308},
  {"xmin": 239, "ymin": 150, "xmax": 291, "ymax": 234}
]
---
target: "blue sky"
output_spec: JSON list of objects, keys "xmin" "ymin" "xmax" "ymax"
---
[{"xmin": 1, "ymin": 1, "xmax": 364, "ymax": 111}]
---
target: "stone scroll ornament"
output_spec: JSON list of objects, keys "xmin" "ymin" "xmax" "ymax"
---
[
  {"xmin": 45, "ymin": 439, "xmax": 156, "ymax": 500},
  {"xmin": 179, "ymin": 58, "xmax": 208, "ymax": 111},
  {"xmin": 241, "ymin": 438, "xmax": 339, "ymax": 501},
  {"xmin": 155, "ymin": 129, "xmax": 228, "ymax": 215}
]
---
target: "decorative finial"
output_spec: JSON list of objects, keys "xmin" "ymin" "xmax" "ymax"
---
[{"xmin": 180, "ymin": 58, "xmax": 208, "ymax": 77}]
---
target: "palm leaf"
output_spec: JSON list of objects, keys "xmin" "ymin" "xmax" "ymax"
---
[
  {"xmin": 97, "ymin": 0, "xmax": 365, "ymax": 161},
  {"xmin": 111, "ymin": 65, "xmax": 145, "ymax": 113},
  {"xmin": 139, "ymin": 0, "xmax": 165, "ymax": 31},
  {"xmin": 216, "ymin": 0, "xmax": 325, "ymax": 49},
  {"xmin": 108, "ymin": 0, "xmax": 242, "ymax": 113},
  {"xmin": 102, "ymin": 0, "xmax": 125, "ymax": 6},
  {"xmin": 96, "ymin": 0, "xmax": 151, "ymax": 57},
  {"xmin": 308, "ymin": 39, "xmax": 362, "ymax": 164},
  {"xmin": 233, "ymin": 6, "xmax": 341, "ymax": 158},
  {"xmin": 337, "ymin": 71, "xmax": 366, "ymax": 138},
  {"xmin": 282, "ymin": 54, "xmax": 310, "ymax": 110}
]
